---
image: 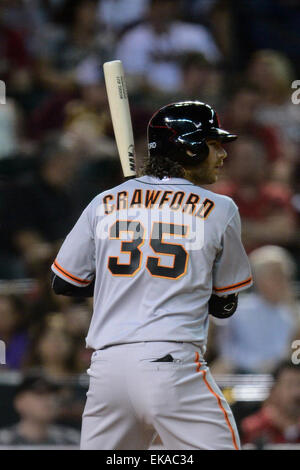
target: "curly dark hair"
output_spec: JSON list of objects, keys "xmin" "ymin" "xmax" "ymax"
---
[{"xmin": 139, "ymin": 154, "xmax": 185, "ymax": 179}]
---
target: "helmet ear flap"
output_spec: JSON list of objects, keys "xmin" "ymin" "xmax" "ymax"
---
[{"xmin": 180, "ymin": 140, "xmax": 209, "ymax": 166}]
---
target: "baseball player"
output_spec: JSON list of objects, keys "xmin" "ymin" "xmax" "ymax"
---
[{"xmin": 51, "ymin": 101, "xmax": 253, "ymax": 450}]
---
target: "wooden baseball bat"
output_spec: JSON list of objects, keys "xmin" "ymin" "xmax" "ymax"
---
[{"xmin": 103, "ymin": 60, "xmax": 136, "ymax": 178}]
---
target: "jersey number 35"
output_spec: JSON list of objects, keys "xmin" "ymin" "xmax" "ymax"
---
[{"xmin": 108, "ymin": 220, "xmax": 189, "ymax": 280}]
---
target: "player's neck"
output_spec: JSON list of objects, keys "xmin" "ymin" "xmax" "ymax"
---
[{"xmin": 184, "ymin": 171, "xmax": 211, "ymax": 186}]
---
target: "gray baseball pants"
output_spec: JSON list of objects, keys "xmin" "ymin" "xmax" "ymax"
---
[{"xmin": 80, "ymin": 341, "xmax": 240, "ymax": 450}]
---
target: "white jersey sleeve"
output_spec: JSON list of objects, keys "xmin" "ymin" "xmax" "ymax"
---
[
  {"xmin": 51, "ymin": 204, "xmax": 95, "ymax": 287},
  {"xmin": 212, "ymin": 204, "xmax": 252, "ymax": 296}
]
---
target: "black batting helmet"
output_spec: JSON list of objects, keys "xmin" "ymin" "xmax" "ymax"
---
[{"xmin": 147, "ymin": 101, "xmax": 237, "ymax": 166}]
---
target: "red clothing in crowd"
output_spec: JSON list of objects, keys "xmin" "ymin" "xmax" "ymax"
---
[
  {"xmin": 221, "ymin": 115, "xmax": 281, "ymax": 163},
  {"xmin": 241, "ymin": 406, "xmax": 300, "ymax": 445},
  {"xmin": 211, "ymin": 180, "xmax": 295, "ymax": 252},
  {"xmin": 213, "ymin": 180, "xmax": 293, "ymax": 220},
  {"xmin": 0, "ymin": 26, "xmax": 31, "ymax": 79}
]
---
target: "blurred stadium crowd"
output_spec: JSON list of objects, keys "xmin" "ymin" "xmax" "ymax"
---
[{"xmin": 0, "ymin": 0, "xmax": 300, "ymax": 449}]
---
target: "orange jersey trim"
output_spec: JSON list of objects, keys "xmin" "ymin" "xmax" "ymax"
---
[
  {"xmin": 53, "ymin": 260, "xmax": 90, "ymax": 285},
  {"xmin": 213, "ymin": 277, "xmax": 252, "ymax": 293},
  {"xmin": 195, "ymin": 352, "xmax": 239, "ymax": 450}
]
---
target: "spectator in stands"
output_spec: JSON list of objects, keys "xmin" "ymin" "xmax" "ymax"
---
[
  {"xmin": 29, "ymin": 59, "xmax": 118, "ymax": 153},
  {"xmin": 27, "ymin": 257, "xmax": 73, "ymax": 326},
  {"xmin": 35, "ymin": 0, "xmax": 114, "ymax": 93},
  {"xmin": 241, "ymin": 361, "xmax": 300, "ymax": 447},
  {"xmin": 220, "ymin": 85, "xmax": 282, "ymax": 166},
  {"xmin": 181, "ymin": 0, "xmax": 236, "ymax": 60},
  {"xmin": 63, "ymin": 302, "xmax": 91, "ymax": 342},
  {"xmin": 161, "ymin": 52, "xmax": 223, "ymax": 109},
  {"xmin": 0, "ymin": 0, "xmax": 44, "ymax": 45},
  {"xmin": 0, "ymin": 375, "xmax": 80, "ymax": 446},
  {"xmin": 62, "ymin": 62, "xmax": 115, "ymax": 160},
  {"xmin": 24, "ymin": 315, "xmax": 78, "ymax": 380},
  {"xmin": 63, "ymin": 302, "xmax": 92, "ymax": 373},
  {"xmin": 181, "ymin": 0, "xmax": 218, "ymax": 20},
  {"xmin": 98, "ymin": 0, "xmax": 149, "ymax": 33},
  {"xmin": 246, "ymin": 50, "xmax": 300, "ymax": 145},
  {"xmin": 0, "ymin": 2, "xmax": 33, "ymax": 88},
  {"xmin": 179, "ymin": 53, "xmax": 223, "ymax": 107},
  {"xmin": 138, "ymin": 52, "xmax": 223, "ymax": 118},
  {"xmin": 4, "ymin": 137, "xmax": 80, "ymax": 276},
  {"xmin": 0, "ymin": 295, "xmax": 29, "ymax": 370},
  {"xmin": 212, "ymin": 246, "xmax": 300, "ymax": 374},
  {"xmin": 234, "ymin": 0, "xmax": 300, "ymax": 71},
  {"xmin": 117, "ymin": 0, "xmax": 220, "ymax": 92},
  {"xmin": 211, "ymin": 137, "xmax": 296, "ymax": 252}
]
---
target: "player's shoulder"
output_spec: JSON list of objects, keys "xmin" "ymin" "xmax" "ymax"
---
[
  {"xmin": 200, "ymin": 186, "xmax": 235, "ymax": 203},
  {"xmin": 198, "ymin": 186, "xmax": 238, "ymax": 214},
  {"xmin": 202, "ymin": 188, "xmax": 241, "ymax": 229}
]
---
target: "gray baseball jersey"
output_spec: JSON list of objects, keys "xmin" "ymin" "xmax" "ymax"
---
[{"xmin": 52, "ymin": 175, "xmax": 252, "ymax": 352}]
